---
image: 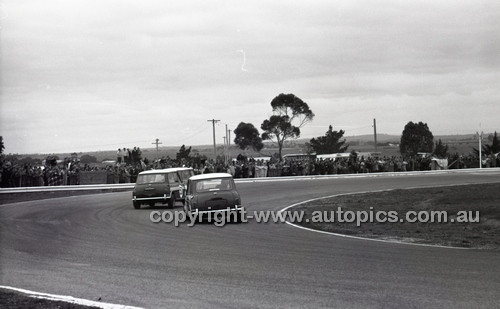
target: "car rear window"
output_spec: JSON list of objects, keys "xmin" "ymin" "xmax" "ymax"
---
[
  {"xmin": 136, "ymin": 174, "xmax": 166, "ymax": 184},
  {"xmin": 194, "ymin": 178, "xmax": 233, "ymax": 192}
]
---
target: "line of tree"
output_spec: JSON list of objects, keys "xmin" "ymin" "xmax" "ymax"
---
[
  {"xmin": 400, "ymin": 122, "xmax": 500, "ymax": 159},
  {"xmin": 232, "ymin": 96, "xmax": 457, "ymax": 160},
  {"xmin": 232, "ymin": 96, "xmax": 454, "ymax": 161}
]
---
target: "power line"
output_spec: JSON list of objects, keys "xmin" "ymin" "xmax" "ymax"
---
[
  {"xmin": 80, "ymin": 140, "xmax": 150, "ymax": 149},
  {"xmin": 170, "ymin": 123, "xmax": 207, "ymax": 145}
]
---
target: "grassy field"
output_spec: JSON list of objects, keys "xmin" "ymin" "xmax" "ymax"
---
[{"xmin": 294, "ymin": 182, "xmax": 500, "ymax": 249}]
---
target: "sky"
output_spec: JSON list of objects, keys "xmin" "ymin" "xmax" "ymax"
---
[{"xmin": 1, "ymin": 0, "xmax": 499, "ymax": 154}]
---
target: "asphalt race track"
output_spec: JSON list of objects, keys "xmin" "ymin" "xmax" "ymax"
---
[{"xmin": 1, "ymin": 171, "xmax": 500, "ymax": 308}]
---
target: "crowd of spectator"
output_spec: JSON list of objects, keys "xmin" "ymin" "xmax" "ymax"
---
[
  {"xmin": 205, "ymin": 152, "xmax": 499, "ymax": 178},
  {"xmin": 1, "ymin": 151, "xmax": 498, "ymax": 188},
  {"xmin": 0, "ymin": 155, "xmax": 144, "ymax": 188}
]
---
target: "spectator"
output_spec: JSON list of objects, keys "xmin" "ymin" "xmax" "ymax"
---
[{"xmin": 117, "ymin": 149, "xmax": 122, "ymax": 164}]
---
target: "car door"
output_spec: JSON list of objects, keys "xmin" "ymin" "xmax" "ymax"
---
[
  {"xmin": 177, "ymin": 169, "xmax": 194, "ymax": 199},
  {"xmin": 167, "ymin": 172, "xmax": 183, "ymax": 199}
]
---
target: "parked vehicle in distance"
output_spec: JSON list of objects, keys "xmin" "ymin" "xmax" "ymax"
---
[
  {"xmin": 183, "ymin": 173, "xmax": 242, "ymax": 218},
  {"xmin": 132, "ymin": 167, "xmax": 194, "ymax": 209}
]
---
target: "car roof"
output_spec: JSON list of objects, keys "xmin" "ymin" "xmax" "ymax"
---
[
  {"xmin": 189, "ymin": 173, "xmax": 233, "ymax": 181},
  {"xmin": 138, "ymin": 167, "xmax": 193, "ymax": 175},
  {"xmin": 168, "ymin": 167, "xmax": 194, "ymax": 172}
]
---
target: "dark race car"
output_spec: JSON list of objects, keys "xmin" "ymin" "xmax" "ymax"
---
[{"xmin": 183, "ymin": 173, "xmax": 242, "ymax": 219}]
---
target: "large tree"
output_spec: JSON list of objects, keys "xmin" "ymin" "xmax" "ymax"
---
[
  {"xmin": 399, "ymin": 121, "xmax": 434, "ymax": 156},
  {"xmin": 308, "ymin": 125, "xmax": 349, "ymax": 155},
  {"xmin": 433, "ymin": 139, "xmax": 449, "ymax": 158},
  {"xmin": 233, "ymin": 122, "xmax": 264, "ymax": 152},
  {"xmin": 490, "ymin": 131, "xmax": 500, "ymax": 154},
  {"xmin": 0, "ymin": 136, "xmax": 4, "ymax": 155},
  {"xmin": 261, "ymin": 93, "xmax": 314, "ymax": 159}
]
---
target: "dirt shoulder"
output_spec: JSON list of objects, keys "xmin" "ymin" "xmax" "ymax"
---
[{"xmin": 293, "ymin": 183, "xmax": 500, "ymax": 249}]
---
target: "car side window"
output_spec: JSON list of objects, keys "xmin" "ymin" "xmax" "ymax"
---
[
  {"xmin": 167, "ymin": 172, "xmax": 180, "ymax": 184},
  {"xmin": 196, "ymin": 181, "xmax": 204, "ymax": 192},
  {"xmin": 221, "ymin": 179, "xmax": 232, "ymax": 190},
  {"xmin": 155, "ymin": 174, "xmax": 165, "ymax": 183},
  {"xmin": 178, "ymin": 170, "xmax": 193, "ymax": 182}
]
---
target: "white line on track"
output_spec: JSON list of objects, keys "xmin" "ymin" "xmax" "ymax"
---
[{"xmin": 0, "ymin": 285, "xmax": 144, "ymax": 309}]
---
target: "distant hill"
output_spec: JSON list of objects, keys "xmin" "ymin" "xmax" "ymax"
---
[
  {"xmin": 10, "ymin": 133, "xmax": 485, "ymax": 161},
  {"xmin": 344, "ymin": 133, "xmax": 478, "ymax": 143}
]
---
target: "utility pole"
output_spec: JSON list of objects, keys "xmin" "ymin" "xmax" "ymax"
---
[
  {"xmin": 207, "ymin": 119, "xmax": 220, "ymax": 159},
  {"xmin": 152, "ymin": 138, "xmax": 162, "ymax": 156},
  {"xmin": 373, "ymin": 118, "xmax": 378, "ymax": 153},
  {"xmin": 222, "ymin": 136, "xmax": 227, "ymax": 164},
  {"xmin": 228, "ymin": 129, "xmax": 231, "ymax": 163},
  {"xmin": 477, "ymin": 129, "xmax": 483, "ymax": 169},
  {"xmin": 225, "ymin": 124, "xmax": 229, "ymax": 164}
]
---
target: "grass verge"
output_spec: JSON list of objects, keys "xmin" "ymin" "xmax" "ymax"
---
[
  {"xmin": 0, "ymin": 288, "xmax": 100, "ymax": 309},
  {"xmin": 294, "ymin": 183, "xmax": 500, "ymax": 249}
]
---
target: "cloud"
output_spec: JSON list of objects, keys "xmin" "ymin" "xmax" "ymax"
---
[{"xmin": 1, "ymin": 0, "xmax": 499, "ymax": 153}]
